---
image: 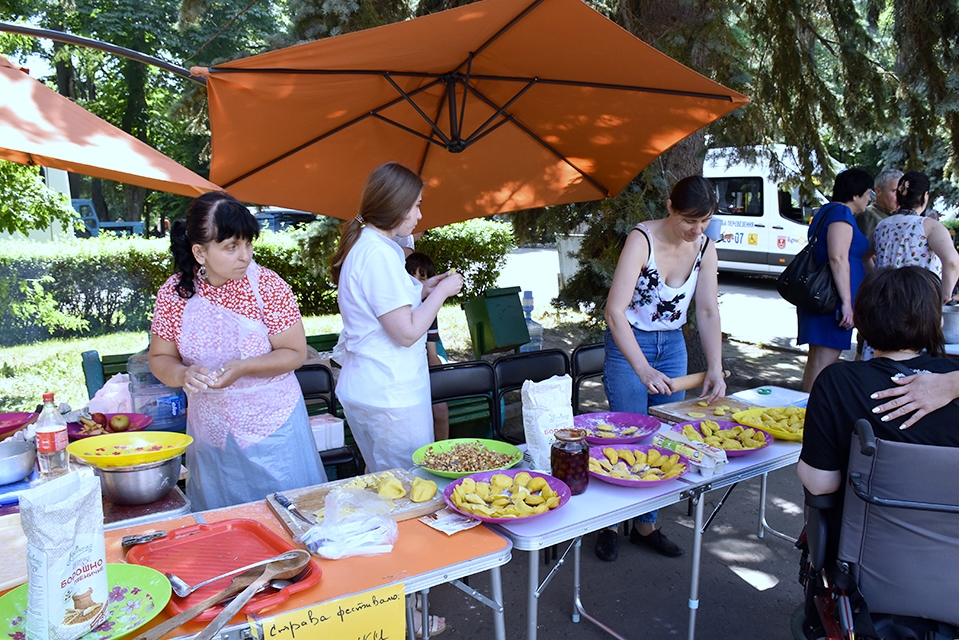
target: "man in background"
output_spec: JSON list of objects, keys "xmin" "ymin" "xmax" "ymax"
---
[{"xmin": 856, "ymin": 168, "xmax": 903, "ymax": 243}]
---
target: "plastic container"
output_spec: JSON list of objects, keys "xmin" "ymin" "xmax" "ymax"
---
[
  {"xmin": 550, "ymin": 428, "xmax": 589, "ymax": 495},
  {"xmin": 519, "ymin": 290, "xmax": 544, "ymax": 352},
  {"xmin": 460, "ymin": 286, "xmax": 530, "ymax": 359},
  {"xmin": 35, "ymin": 393, "xmax": 68, "ymax": 478},
  {"xmin": 127, "ymin": 349, "xmax": 187, "ymax": 433}
]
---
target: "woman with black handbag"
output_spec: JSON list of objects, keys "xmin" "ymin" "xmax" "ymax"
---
[{"xmin": 798, "ymin": 168, "xmax": 873, "ymax": 391}]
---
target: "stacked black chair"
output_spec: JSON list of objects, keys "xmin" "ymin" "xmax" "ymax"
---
[
  {"xmin": 492, "ymin": 348, "xmax": 570, "ymax": 443},
  {"xmin": 294, "ymin": 363, "xmax": 358, "ymax": 477},
  {"xmin": 570, "ymin": 343, "xmax": 605, "ymax": 415},
  {"xmin": 429, "ymin": 361, "xmax": 498, "ymax": 439}
]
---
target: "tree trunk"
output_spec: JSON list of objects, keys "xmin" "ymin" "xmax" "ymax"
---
[
  {"xmin": 626, "ymin": 0, "xmax": 713, "ymax": 377},
  {"xmin": 92, "ymin": 180, "xmax": 110, "ymax": 220}
]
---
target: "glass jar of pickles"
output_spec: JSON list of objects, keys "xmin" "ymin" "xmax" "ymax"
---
[{"xmin": 551, "ymin": 428, "xmax": 589, "ymax": 495}]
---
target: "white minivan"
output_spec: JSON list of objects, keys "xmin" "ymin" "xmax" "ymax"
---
[{"xmin": 704, "ymin": 147, "xmax": 825, "ymax": 274}]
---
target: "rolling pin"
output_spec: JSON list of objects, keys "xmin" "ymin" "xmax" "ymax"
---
[{"xmin": 670, "ymin": 369, "xmax": 731, "ymax": 392}]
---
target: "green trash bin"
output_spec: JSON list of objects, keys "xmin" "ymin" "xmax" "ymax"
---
[{"xmin": 461, "ymin": 286, "xmax": 530, "ymax": 359}]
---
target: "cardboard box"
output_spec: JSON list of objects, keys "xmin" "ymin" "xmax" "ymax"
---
[
  {"xmin": 653, "ymin": 433, "xmax": 728, "ymax": 478},
  {"xmin": 309, "ymin": 413, "xmax": 345, "ymax": 451}
]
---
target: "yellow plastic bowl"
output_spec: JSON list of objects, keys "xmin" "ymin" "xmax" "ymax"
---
[{"xmin": 66, "ymin": 432, "xmax": 193, "ymax": 468}]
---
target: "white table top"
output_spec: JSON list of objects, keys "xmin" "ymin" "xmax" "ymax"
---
[{"xmin": 489, "ymin": 437, "xmax": 801, "ymax": 550}]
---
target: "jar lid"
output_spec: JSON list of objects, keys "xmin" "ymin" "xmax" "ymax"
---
[{"xmin": 554, "ymin": 428, "xmax": 586, "ymax": 442}]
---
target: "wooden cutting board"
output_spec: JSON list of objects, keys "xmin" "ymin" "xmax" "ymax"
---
[
  {"xmin": 267, "ymin": 468, "xmax": 443, "ymax": 537},
  {"xmin": 0, "ymin": 513, "xmax": 27, "ymax": 591},
  {"xmin": 648, "ymin": 397, "xmax": 754, "ymax": 425}
]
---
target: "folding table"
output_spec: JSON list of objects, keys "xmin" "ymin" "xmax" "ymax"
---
[
  {"xmin": 490, "ymin": 439, "xmax": 802, "ymax": 640},
  {"xmin": 103, "ymin": 499, "xmax": 512, "ymax": 640}
]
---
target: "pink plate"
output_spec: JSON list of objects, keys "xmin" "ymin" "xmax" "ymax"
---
[
  {"xmin": 443, "ymin": 469, "xmax": 571, "ymax": 524},
  {"xmin": 588, "ymin": 444, "xmax": 690, "ymax": 487},
  {"xmin": 67, "ymin": 413, "xmax": 153, "ymax": 440},
  {"xmin": 670, "ymin": 420, "xmax": 772, "ymax": 457},
  {"xmin": 0, "ymin": 413, "xmax": 36, "ymax": 440},
  {"xmin": 574, "ymin": 412, "xmax": 661, "ymax": 445}
]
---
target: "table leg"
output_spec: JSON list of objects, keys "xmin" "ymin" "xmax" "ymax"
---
[
  {"xmin": 572, "ymin": 537, "xmax": 581, "ymax": 623},
  {"xmin": 491, "ymin": 566, "xmax": 506, "ymax": 640},
  {"xmin": 758, "ymin": 472, "xmax": 798, "ymax": 543},
  {"xmin": 570, "ymin": 537, "xmax": 628, "ymax": 639},
  {"xmin": 528, "ymin": 550, "xmax": 539, "ymax": 640},
  {"xmin": 687, "ymin": 493, "xmax": 705, "ymax": 640},
  {"xmin": 406, "ymin": 597, "xmax": 415, "ymax": 640},
  {"xmin": 757, "ymin": 472, "xmax": 768, "ymax": 538}
]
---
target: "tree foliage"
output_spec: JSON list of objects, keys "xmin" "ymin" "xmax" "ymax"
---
[{"xmin": 0, "ymin": 162, "xmax": 75, "ymax": 235}]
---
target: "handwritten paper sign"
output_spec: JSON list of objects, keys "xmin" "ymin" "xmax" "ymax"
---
[{"xmin": 257, "ymin": 583, "xmax": 405, "ymax": 640}]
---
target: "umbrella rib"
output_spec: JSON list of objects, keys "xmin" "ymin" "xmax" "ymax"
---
[
  {"xmin": 222, "ymin": 78, "xmax": 445, "ymax": 189},
  {"xmin": 370, "ymin": 113, "xmax": 449, "ymax": 148},
  {"xmin": 467, "ymin": 85, "xmax": 610, "ymax": 197},
  {"xmin": 383, "ymin": 73, "xmax": 451, "ymax": 146},
  {"xmin": 208, "ymin": 67, "xmax": 736, "ymax": 102},
  {"xmin": 463, "ymin": 79, "xmax": 537, "ymax": 145},
  {"xmin": 463, "ymin": 0, "xmax": 547, "ymax": 62}
]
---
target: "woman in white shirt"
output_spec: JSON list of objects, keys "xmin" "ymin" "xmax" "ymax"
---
[{"xmin": 331, "ymin": 163, "xmax": 463, "ymax": 474}]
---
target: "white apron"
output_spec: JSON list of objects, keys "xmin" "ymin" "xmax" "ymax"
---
[{"xmin": 178, "ymin": 262, "xmax": 326, "ymax": 511}]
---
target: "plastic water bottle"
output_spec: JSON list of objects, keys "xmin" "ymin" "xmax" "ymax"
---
[
  {"xmin": 519, "ymin": 290, "xmax": 544, "ymax": 352},
  {"xmin": 36, "ymin": 393, "xmax": 69, "ymax": 478}
]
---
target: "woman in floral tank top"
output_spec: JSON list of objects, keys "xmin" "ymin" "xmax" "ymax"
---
[
  {"xmin": 594, "ymin": 176, "xmax": 725, "ymax": 563},
  {"xmin": 872, "ymin": 171, "xmax": 959, "ymax": 303}
]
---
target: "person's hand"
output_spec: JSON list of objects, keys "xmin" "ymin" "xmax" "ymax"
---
[
  {"xmin": 871, "ymin": 372, "xmax": 954, "ymax": 429},
  {"xmin": 421, "ymin": 271, "xmax": 460, "ymax": 298},
  {"xmin": 182, "ymin": 365, "xmax": 218, "ymax": 393},
  {"xmin": 638, "ymin": 366, "xmax": 674, "ymax": 396},
  {"xmin": 208, "ymin": 360, "xmax": 243, "ymax": 389},
  {"xmin": 700, "ymin": 368, "xmax": 727, "ymax": 404},
  {"xmin": 434, "ymin": 271, "xmax": 463, "ymax": 298},
  {"xmin": 837, "ymin": 301, "xmax": 854, "ymax": 329}
]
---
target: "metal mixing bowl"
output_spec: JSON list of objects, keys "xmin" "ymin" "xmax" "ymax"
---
[
  {"xmin": 0, "ymin": 440, "xmax": 36, "ymax": 485},
  {"xmin": 92, "ymin": 455, "xmax": 179, "ymax": 505},
  {"xmin": 943, "ymin": 304, "xmax": 959, "ymax": 344}
]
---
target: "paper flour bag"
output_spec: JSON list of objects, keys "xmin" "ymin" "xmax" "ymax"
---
[
  {"xmin": 20, "ymin": 472, "xmax": 108, "ymax": 640},
  {"xmin": 521, "ymin": 375, "xmax": 574, "ymax": 470}
]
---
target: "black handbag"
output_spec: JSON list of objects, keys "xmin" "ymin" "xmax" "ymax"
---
[{"xmin": 777, "ymin": 203, "xmax": 839, "ymax": 315}]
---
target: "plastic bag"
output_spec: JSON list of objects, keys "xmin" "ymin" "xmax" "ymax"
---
[
  {"xmin": 296, "ymin": 488, "xmax": 399, "ymax": 559},
  {"xmin": 87, "ymin": 373, "xmax": 133, "ymax": 414},
  {"xmin": 522, "ymin": 374, "xmax": 574, "ymax": 471}
]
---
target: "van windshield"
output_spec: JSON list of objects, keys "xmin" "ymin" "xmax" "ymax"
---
[{"xmin": 713, "ymin": 177, "xmax": 763, "ymax": 217}]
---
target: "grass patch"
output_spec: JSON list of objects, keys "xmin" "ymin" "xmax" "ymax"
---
[{"xmin": 0, "ymin": 302, "xmax": 597, "ymax": 413}]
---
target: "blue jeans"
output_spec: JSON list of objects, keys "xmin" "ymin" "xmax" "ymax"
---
[{"xmin": 603, "ymin": 327, "xmax": 687, "ymax": 525}]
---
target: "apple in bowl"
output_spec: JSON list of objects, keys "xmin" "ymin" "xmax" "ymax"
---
[{"xmin": 108, "ymin": 414, "xmax": 131, "ymax": 432}]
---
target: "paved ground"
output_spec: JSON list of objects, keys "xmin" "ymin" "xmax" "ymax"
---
[{"xmin": 430, "ymin": 249, "xmax": 811, "ymax": 639}]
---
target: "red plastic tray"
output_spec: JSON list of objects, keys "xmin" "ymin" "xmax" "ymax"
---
[{"xmin": 125, "ymin": 519, "xmax": 321, "ymax": 621}]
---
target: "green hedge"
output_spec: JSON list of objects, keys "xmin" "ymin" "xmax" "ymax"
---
[{"xmin": 0, "ymin": 219, "xmax": 514, "ymax": 346}]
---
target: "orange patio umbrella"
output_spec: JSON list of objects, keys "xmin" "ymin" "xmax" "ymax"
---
[
  {"xmin": 0, "ymin": 55, "xmax": 219, "ymax": 197},
  {"xmin": 195, "ymin": 0, "xmax": 748, "ymax": 228}
]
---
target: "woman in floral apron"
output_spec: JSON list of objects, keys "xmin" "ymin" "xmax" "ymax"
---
[{"xmin": 149, "ymin": 192, "xmax": 326, "ymax": 512}]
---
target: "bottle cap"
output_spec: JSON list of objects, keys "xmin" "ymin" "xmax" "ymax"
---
[{"xmin": 42, "ymin": 392, "xmax": 55, "ymax": 403}]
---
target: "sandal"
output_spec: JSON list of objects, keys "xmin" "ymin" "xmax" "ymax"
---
[{"xmin": 412, "ymin": 609, "xmax": 446, "ymax": 638}]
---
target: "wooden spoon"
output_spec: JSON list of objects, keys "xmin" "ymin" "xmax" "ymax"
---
[
  {"xmin": 133, "ymin": 568, "xmax": 264, "ymax": 640},
  {"xmin": 193, "ymin": 550, "xmax": 312, "ymax": 640}
]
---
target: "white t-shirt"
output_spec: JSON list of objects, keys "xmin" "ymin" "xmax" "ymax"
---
[{"xmin": 335, "ymin": 228, "xmax": 427, "ymax": 407}]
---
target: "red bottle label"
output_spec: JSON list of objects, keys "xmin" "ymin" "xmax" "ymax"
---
[{"xmin": 37, "ymin": 429, "xmax": 68, "ymax": 453}]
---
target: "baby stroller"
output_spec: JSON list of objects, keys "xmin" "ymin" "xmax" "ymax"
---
[{"xmin": 796, "ymin": 419, "xmax": 959, "ymax": 640}]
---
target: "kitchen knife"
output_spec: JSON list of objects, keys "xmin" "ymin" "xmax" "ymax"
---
[{"xmin": 272, "ymin": 492, "xmax": 315, "ymax": 527}]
